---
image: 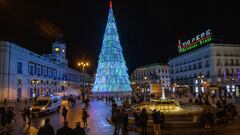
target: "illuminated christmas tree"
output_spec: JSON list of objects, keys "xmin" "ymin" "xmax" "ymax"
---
[{"xmin": 92, "ymin": 1, "xmax": 132, "ymax": 96}]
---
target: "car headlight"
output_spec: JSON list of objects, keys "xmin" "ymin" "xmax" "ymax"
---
[{"xmin": 42, "ymin": 107, "xmax": 45, "ymax": 110}]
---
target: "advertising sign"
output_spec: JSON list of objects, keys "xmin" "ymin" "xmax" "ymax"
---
[{"xmin": 178, "ymin": 29, "xmax": 213, "ymax": 53}]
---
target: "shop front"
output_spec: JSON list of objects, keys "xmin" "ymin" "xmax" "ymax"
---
[
  {"xmin": 235, "ymin": 85, "xmax": 240, "ymax": 98},
  {"xmin": 208, "ymin": 85, "xmax": 219, "ymax": 96}
]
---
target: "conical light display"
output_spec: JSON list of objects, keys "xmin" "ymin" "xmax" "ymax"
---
[{"xmin": 92, "ymin": 1, "xmax": 132, "ymax": 96}]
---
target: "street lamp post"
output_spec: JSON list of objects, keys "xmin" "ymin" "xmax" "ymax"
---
[
  {"xmin": 143, "ymin": 77, "xmax": 148, "ymax": 101},
  {"xmin": 31, "ymin": 79, "xmax": 39, "ymax": 101},
  {"xmin": 61, "ymin": 81, "xmax": 68, "ymax": 99},
  {"xmin": 78, "ymin": 62, "xmax": 89, "ymax": 100}
]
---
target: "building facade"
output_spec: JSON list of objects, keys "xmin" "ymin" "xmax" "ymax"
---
[
  {"xmin": 0, "ymin": 40, "xmax": 93, "ymax": 100},
  {"xmin": 169, "ymin": 43, "xmax": 240, "ymax": 96},
  {"xmin": 130, "ymin": 63, "xmax": 170, "ymax": 89}
]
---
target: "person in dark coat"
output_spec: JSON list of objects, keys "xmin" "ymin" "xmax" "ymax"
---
[
  {"xmin": 37, "ymin": 118, "xmax": 55, "ymax": 135},
  {"xmin": 62, "ymin": 106, "xmax": 68, "ymax": 121},
  {"xmin": 25, "ymin": 106, "xmax": 31, "ymax": 124},
  {"xmin": 140, "ymin": 108, "xmax": 148, "ymax": 135},
  {"xmin": 56, "ymin": 121, "xmax": 73, "ymax": 135},
  {"xmin": 82, "ymin": 108, "xmax": 89, "ymax": 127},
  {"xmin": 0, "ymin": 107, "xmax": 7, "ymax": 127},
  {"xmin": 133, "ymin": 110, "xmax": 140, "ymax": 127},
  {"xmin": 73, "ymin": 122, "xmax": 85, "ymax": 135},
  {"xmin": 122, "ymin": 109, "xmax": 129, "ymax": 135},
  {"xmin": 111, "ymin": 101, "xmax": 117, "ymax": 116},
  {"xmin": 160, "ymin": 111, "xmax": 165, "ymax": 128},
  {"xmin": 152, "ymin": 110, "xmax": 161, "ymax": 135},
  {"xmin": 21, "ymin": 107, "xmax": 27, "ymax": 122},
  {"xmin": 113, "ymin": 109, "xmax": 121, "ymax": 135}
]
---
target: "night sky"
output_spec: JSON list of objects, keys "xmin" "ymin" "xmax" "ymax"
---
[{"xmin": 1, "ymin": 0, "xmax": 240, "ymax": 74}]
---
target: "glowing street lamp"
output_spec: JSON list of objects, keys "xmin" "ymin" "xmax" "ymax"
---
[
  {"xmin": 31, "ymin": 79, "xmax": 39, "ymax": 98},
  {"xmin": 77, "ymin": 61, "xmax": 90, "ymax": 100}
]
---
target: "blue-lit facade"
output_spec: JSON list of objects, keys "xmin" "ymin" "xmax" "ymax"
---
[{"xmin": 0, "ymin": 41, "xmax": 93, "ymax": 100}]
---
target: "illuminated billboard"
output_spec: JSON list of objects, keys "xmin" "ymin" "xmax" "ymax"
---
[{"xmin": 178, "ymin": 29, "xmax": 213, "ymax": 54}]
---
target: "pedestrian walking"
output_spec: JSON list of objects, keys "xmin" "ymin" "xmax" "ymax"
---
[
  {"xmin": 56, "ymin": 121, "xmax": 73, "ymax": 135},
  {"xmin": 84, "ymin": 98, "xmax": 90, "ymax": 108},
  {"xmin": 25, "ymin": 106, "xmax": 31, "ymax": 125},
  {"xmin": 37, "ymin": 118, "xmax": 55, "ymax": 135},
  {"xmin": 160, "ymin": 111, "xmax": 165, "ymax": 128},
  {"xmin": 21, "ymin": 107, "xmax": 27, "ymax": 122},
  {"xmin": 133, "ymin": 109, "xmax": 140, "ymax": 127},
  {"xmin": 122, "ymin": 109, "xmax": 129, "ymax": 135},
  {"xmin": 0, "ymin": 107, "xmax": 8, "ymax": 134},
  {"xmin": 6, "ymin": 107, "xmax": 15, "ymax": 125},
  {"xmin": 113, "ymin": 109, "xmax": 121, "ymax": 135},
  {"xmin": 152, "ymin": 110, "xmax": 161, "ymax": 135},
  {"xmin": 105, "ymin": 96, "xmax": 108, "ymax": 105},
  {"xmin": 24, "ymin": 99, "xmax": 28, "ymax": 106},
  {"xmin": 205, "ymin": 109, "xmax": 214, "ymax": 128},
  {"xmin": 111, "ymin": 101, "xmax": 117, "ymax": 116},
  {"xmin": 140, "ymin": 108, "xmax": 148, "ymax": 135},
  {"xmin": 73, "ymin": 122, "xmax": 85, "ymax": 135},
  {"xmin": 62, "ymin": 106, "xmax": 68, "ymax": 121},
  {"xmin": 0, "ymin": 107, "xmax": 7, "ymax": 128},
  {"xmin": 82, "ymin": 108, "xmax": 89, "ymax": 127}
]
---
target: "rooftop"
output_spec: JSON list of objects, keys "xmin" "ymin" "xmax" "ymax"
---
[{"xmin": 137, "ymin": 63, "xmax": 168, "ymax": 70}]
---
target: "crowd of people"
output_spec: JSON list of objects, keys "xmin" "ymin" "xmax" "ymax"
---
[
  {"xmin": 198, "ymin": 102, "xmax": 238, "ymax": 129},
  {"xmin": 0, "ymin": 106, "xmax": 17, "ymax": 130},
  {"xmin": 107, "ymin": 95, "xmax": 165, "ymax": 135},
  {"xmin": 0, "ymin": 99, "xmax": 33, "ymax": 134},
  {"xmin": 37, "ymin": 118, "xmax": 85, "ymax": 135},
  {"xmin": 111, "ymin": 107, "xmax": 129, "ymax": 135},
  {"xmin": 0, "ymin": 96, "xmax": 90, "ymax": 135},
  {"xmin": 0, "ymin": 92, "xmax": 239, "ymax": 135},
  {"xmin": 132, "ymin": 108, "xmax": 165, "ymax": 135},
  {"xmin": 215, "ymin": 102, "xmax": 238, "ymax": 124}
]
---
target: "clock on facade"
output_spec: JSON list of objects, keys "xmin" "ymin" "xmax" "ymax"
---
[{"xmin": 55, "ymin": 47, "xmax": 60, "ymax": 52}]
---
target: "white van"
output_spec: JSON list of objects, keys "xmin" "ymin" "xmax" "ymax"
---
[{"xmin": 31, "ymin": 95, "xmax": 62, "ymax": 116}]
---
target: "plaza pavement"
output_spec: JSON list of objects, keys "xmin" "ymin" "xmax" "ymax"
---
[
  {"xmin": 0, "ymin": 96, "xmax": 240, "ymax": 135},
  {"xmin": 0, "ymin": 100, "xmax": 138, "ymax": 135}
]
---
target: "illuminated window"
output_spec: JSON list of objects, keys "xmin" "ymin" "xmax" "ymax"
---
[
  {"xmin": 55, "ymin": 48, "xmax": 60, "ymax": 52},
  {"xmin": 62, "ymin": 49, "xmax": 65, "ymax": 53},
  {"xmin": 232, "ymin": 85, "xmax": 235, "ymax": 92},
  {"xmin": 226, "ymin": 85, "xmax": 230, "ymax": 92}
]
